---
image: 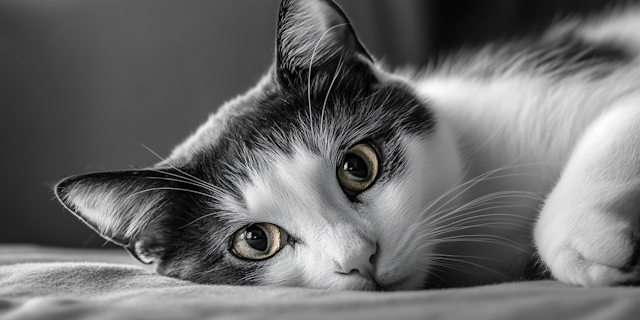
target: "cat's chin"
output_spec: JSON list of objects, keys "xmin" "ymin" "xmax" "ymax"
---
[
  {"xmin": 324, "ymin": 274, "xmax": 428, "ymax": 291},
  {"xmin": 326, "ymin": 268, "xmax": 429, "ymax": 291},
  {"xmin": 295, "ymin": 276, "xmax": 380, "ymax": 291},
  {"xmin": 293, "ymin": 272, "xmax": 425, "ymax": 291}
]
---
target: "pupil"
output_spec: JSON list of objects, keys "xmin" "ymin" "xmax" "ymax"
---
[
  {"xmin": 343, "ymin": 153, "xmax": 368, "ymax": 179},
  {"xmin": 245, "ymin": 225, "xmax": 268, "ymax": 251}
]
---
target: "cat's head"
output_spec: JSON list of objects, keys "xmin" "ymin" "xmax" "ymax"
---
[{"xmin": 56, "ymin": 0, "xmax": 462, "ymax": 290}]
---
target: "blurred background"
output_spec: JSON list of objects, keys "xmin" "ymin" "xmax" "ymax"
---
[{"xmin": 0, "ymin": 0, "xmax": 623, "ymax": 248}]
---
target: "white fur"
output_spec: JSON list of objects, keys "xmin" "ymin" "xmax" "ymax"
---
[
  {"xmin": 279, "ymin": 0, "xmax": 348, "ymax": 69},
  {"xmin": 234, "ymin": 126, "xmax": 461, "ymax": 290},
  {"xmin": 535, "ymin": 97, "xmax": 640, "ymax": 286},
  {"xmin": 64, "ymin": 182, "xmax": 160, "ymax": 243},
  {"xmin": 240, "ymin": 145, "xmax": 378, "ymax": 289}
]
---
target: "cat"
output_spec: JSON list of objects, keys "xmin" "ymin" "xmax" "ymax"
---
[{"xmin": 55, "ymin": 0, "xmax": 640, "ymax": 290}]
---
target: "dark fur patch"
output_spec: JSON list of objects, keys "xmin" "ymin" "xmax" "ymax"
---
[
  {"xmin": 522, "ymin": 34, "xmax": 631, "ymax": 79},
  {"xmin": 138, "ymin": 167, "xmax": 265, "ymax": 285}
]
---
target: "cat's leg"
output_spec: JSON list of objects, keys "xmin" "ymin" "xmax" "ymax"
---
[{"xmin": 535, "ymin": 97, "xmax": 640, "ymax": 286}]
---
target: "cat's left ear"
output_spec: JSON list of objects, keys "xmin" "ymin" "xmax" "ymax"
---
[{"xmin": 275, "ymin": 0, "xmax": 373, "ymax": 83}]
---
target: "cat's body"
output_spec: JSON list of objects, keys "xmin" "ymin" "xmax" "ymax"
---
[
  {"xmin": 56, "ymin": 0, "xmax": 640, "ymax": 290},
  {"xmin": 415, "ymin": 9, "xmax": 640, "ymax": 286}
]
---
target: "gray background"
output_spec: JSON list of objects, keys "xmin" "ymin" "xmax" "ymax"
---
[{"xmin": 0, "ymin": 0, "xmax": 618, "ymax": 248}]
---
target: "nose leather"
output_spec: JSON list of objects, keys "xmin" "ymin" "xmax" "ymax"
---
[{"xmin": 337, "ymin": 242, "xmax": 377, "ymax": 279}]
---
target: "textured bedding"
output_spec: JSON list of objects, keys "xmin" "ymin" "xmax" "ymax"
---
[{"xmin": 0, "ymin": 245, "xmax": 639, "ymax": 320}]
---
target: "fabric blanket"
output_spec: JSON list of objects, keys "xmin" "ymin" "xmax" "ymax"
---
[{"xmin": 0, "ymin": 245, "xmax": 639, "ymax": 320}]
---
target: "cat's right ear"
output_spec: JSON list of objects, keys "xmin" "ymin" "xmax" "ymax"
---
[
  {"xmin": 275, "ymin": 0, "xmax": 373, "ymax": 85},
  {"xmin": 55, "ymin": 169, "xmax": 192, "ymax": 264}
]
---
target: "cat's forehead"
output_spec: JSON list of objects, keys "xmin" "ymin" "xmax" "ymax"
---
[
  {"xmin": 169, "ymin": 69, "xmax": 435, "ymax": 167},
  {"xmin": 162, "ymin": 67, "xmax": 437, "ymax": 226}
]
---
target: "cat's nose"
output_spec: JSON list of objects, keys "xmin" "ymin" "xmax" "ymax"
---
[{"xmin": 337, "ymin": 242, "xmax": 377, "ymax": 280}]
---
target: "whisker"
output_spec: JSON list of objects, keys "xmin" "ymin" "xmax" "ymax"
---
[
  {"xmin": 462, "ymin": 121, "xmax": 507, "ymax": 159},
  {"xmin": 307, "ymin": 23, "xmax": 348, "ymax": 129},
  {"xmin": 422, "ymin": 222, "xmax": 531, "ymax": 240},
  {"xmin": 418, "ymin": 268, "xmax": 451, "ymax": 287},
  {"xmin": 421, "ymin": 161, "xmax": 523, "ymax": 216},
  {"xmin": 410, "ymin": 161, "xmax": 548, "ymax": 227},
  {"xmin": 127, "ymin": 187, "xmax": 218, "ymax": 201},
  {"xmin": 424, "ymin": 252, "xmax": 502, "ymax": 262},
  {"xmin": 321, "ymin": 55, "xmax": 345, "ymax": 132},
  {"xmin": 181, "ymin": 212, "xmax": 224, "ymax": 229},
  {"xmin": 422, "ymin": 224, "xmax": 529, "ymax": 245},
  {"xmin": 137, "ymin": 142, "xmax": 223, "ymax": 195},
  {"xmin": 427, "ymin": 211, "xmax": 535, "ymax": 233},
  {"xmin": 139, "ymin": 175, "xmax": 224, "ymax": 197},
  {"xmin": 420, "ymin": 189, "xmax": 543, "ymax": 227},
  {"xmin": 145, "ymin": 169, "xmax": 226, "ymax": 198},
  {"xmin": 419, "ymin": 210, "xmax": 532, "ymax": 240},
  {"xmin": 425, "ymin": 199, "xmax": 540, "ymax": 229},
  {"xmin": 425, "ymin": 256, "xmax": 509, "ymax": 278},
  {"xmin": 417, "ymin": 234, "xmax": 530, "ymax": 253}
]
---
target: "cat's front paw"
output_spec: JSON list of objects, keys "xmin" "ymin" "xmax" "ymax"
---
[
  {"xmin": 535, "ymin": 103, "xmax": 640, "ymax": 287},
  {"xmin": 542, "ymin": 243, "xmax": 640, "ymax": 287},
  {"xmin": 535, "ymin": 204, "xmax": 640, "ymax": 286}
]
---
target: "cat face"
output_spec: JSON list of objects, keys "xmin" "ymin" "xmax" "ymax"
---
[{"xmin": 56, "ymin": 0, "xmax": 462, "ymax": 290}]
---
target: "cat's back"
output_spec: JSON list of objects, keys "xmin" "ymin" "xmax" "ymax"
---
[
  {"xmin": 416, "ymin": 5, "xmax": 640, "ymax": 173},
  {"xmin": 421, "ymin": 5, "xmax": 640, "ymax": 80}
]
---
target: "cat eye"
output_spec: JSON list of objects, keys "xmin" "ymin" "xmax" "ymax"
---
[
  {"xmin": 231, "ymin": 223, "xmax": 289, "ymax": 260},
  {"xmin": 337, "ymin": 143, "xmax": 379, "ymax": 195}
]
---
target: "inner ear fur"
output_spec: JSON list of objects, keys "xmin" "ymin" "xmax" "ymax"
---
[
  {"xmin": 55, "ymin": 169, "xmax": 189, "ymax": 264},
  {"xmin": 275, "ymin": 0, "xmax": 373, "ymax": 82}
]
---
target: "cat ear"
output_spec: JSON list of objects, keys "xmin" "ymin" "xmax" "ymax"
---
[
  {"xmin": 55, "ymin": 169, "xmax": 184, "ymax": 264},
  {"xmin": 275, "ymin": 0, "xmax": 373, "ymax": 81}
]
